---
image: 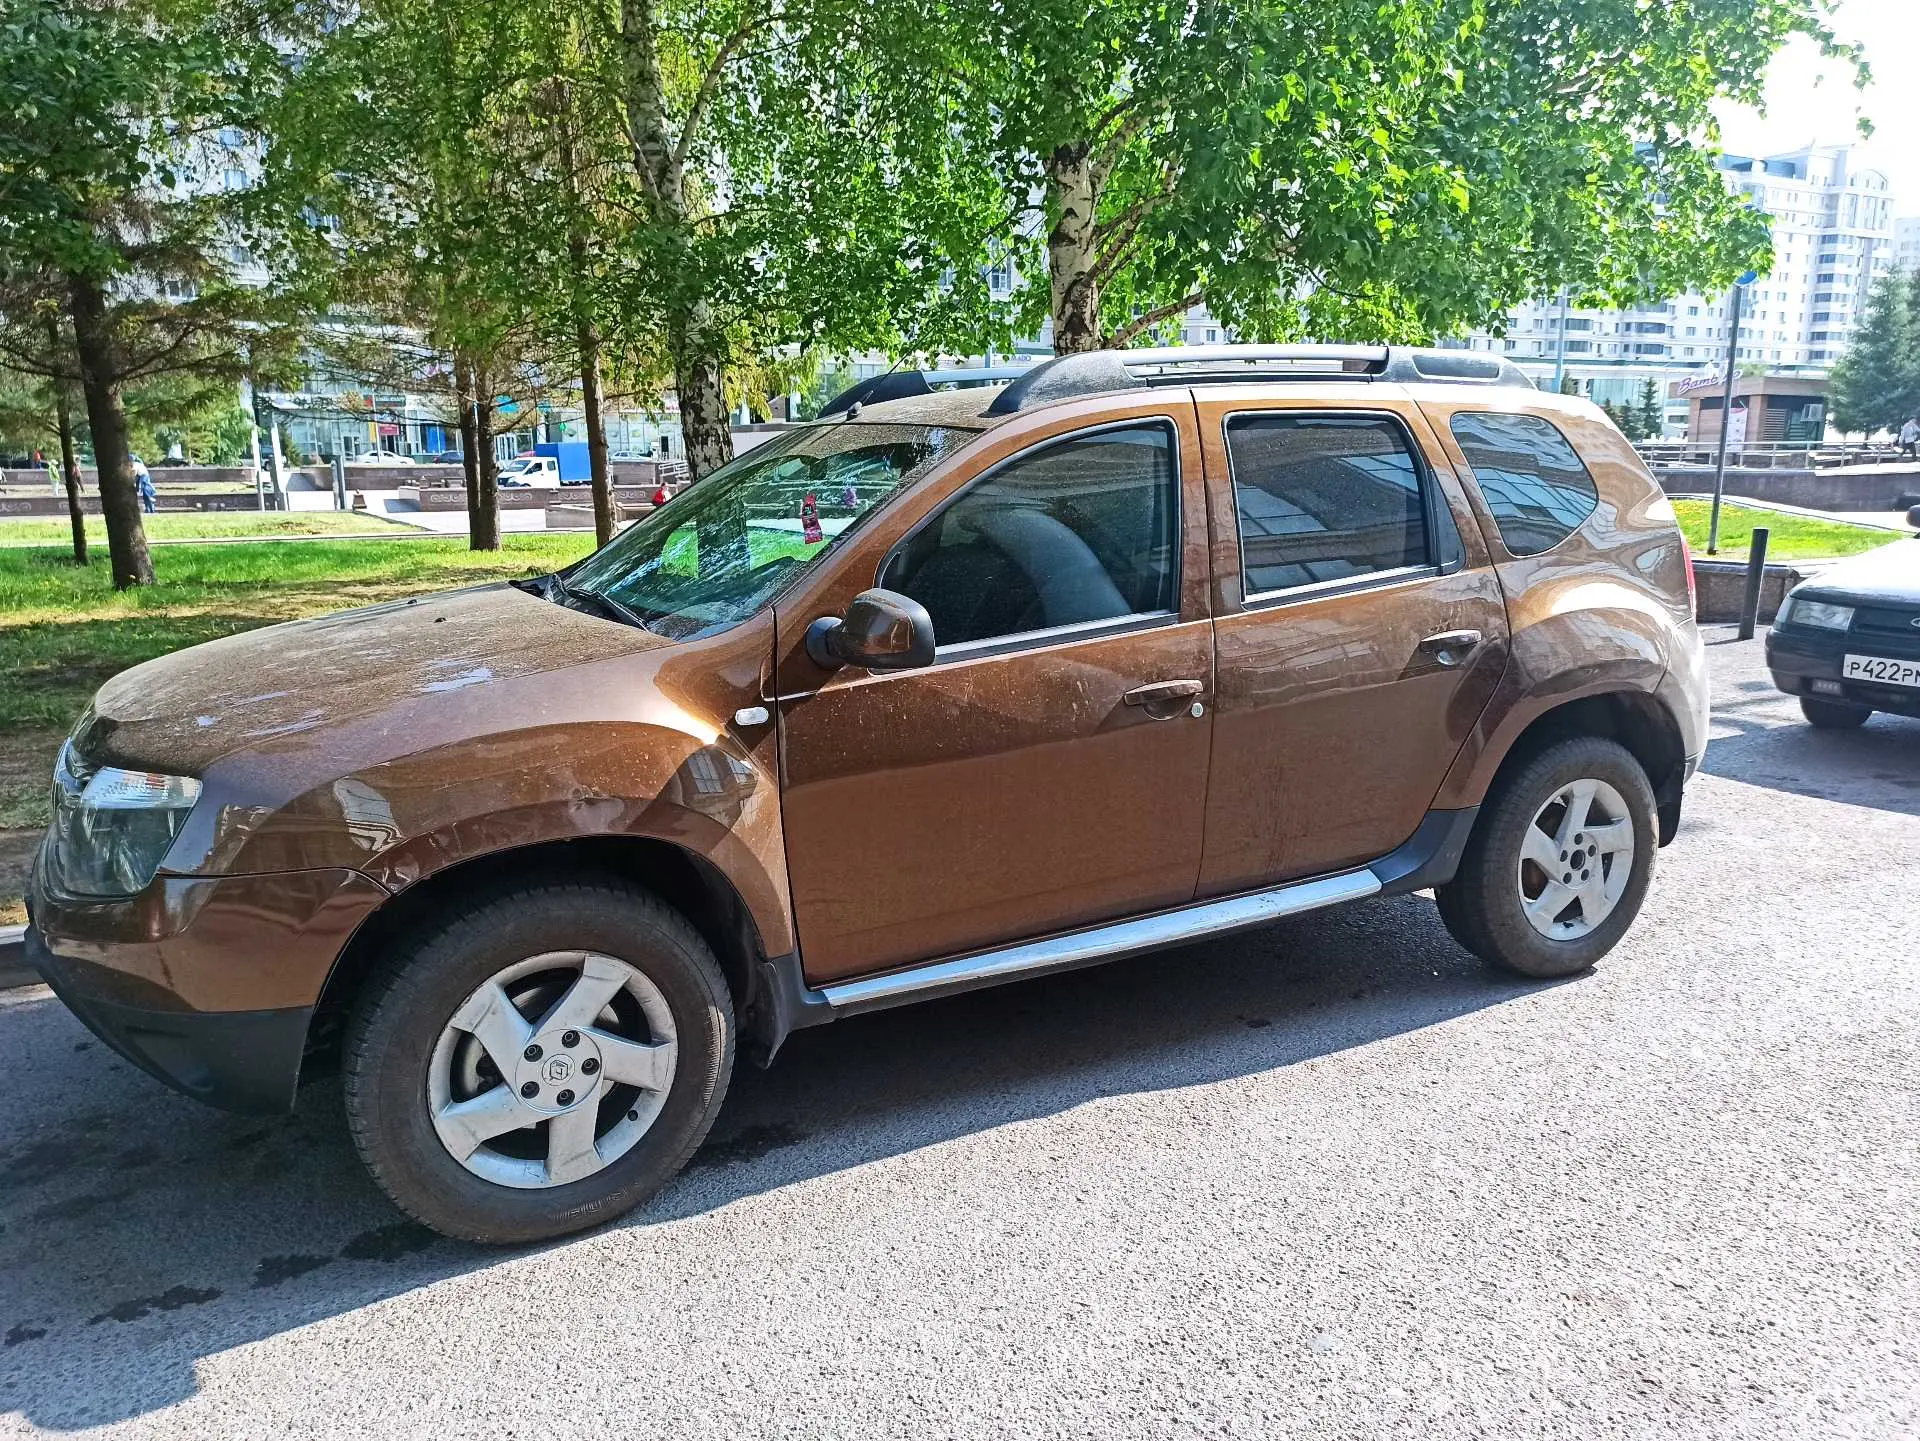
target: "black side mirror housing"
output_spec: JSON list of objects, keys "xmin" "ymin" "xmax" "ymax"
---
[
  {"xmin": 805, "ymin": 588, "xmax": 937, "ymax": 672},
  {"xmin": 1907, "ymin": 502, "xmax": 1920, "ymax": 532}
]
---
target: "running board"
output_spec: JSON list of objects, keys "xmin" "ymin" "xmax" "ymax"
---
[{"xmin": 817, "ymin": 869, "xmax": 1381, "ymax": 1017}]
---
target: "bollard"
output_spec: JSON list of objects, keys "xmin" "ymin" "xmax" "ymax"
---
[
  {"xmin": 1737, "ymin": 526, "xmax": 1770, "ymax": 641},
  {"xmin": 331, "ymin": 454, "xmax": 347, "ymax": 511}
]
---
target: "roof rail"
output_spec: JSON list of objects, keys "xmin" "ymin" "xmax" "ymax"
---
[
  {"xmin": 816, "ymin": 364, "xmax": 1035, "ymax": 417},
  {"xmin": 985, "ymin": 344, "xmax": 1533, "ymax": 414}
]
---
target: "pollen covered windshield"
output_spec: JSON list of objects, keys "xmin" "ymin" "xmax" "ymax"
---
[{"xmin": 565, "ymin": 422, "xmax": 966, "ymax": 640}]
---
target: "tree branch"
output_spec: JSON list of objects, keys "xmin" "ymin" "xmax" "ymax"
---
[
  {"xmin": 673, "ymin": 8, "xmax": 784, "ymax": 168},
  {"xmin": 1106, "ymin": 290, "xmax": 1203, "ymax": 346}
]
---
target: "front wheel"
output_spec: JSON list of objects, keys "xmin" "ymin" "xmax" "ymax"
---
[
  {"xmin": 1436, "ymin": 736, "xmax": 1657, "ymax": 980},
  {"xmin": 343, "ymin": 880, "xmax": 734, "ymax": 1244},
  {"xmin": 1799, "ymin": 696, "xmax": 1871, "ymax": 729}
]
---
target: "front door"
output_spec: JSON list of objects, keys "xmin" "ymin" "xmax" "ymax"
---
[
  {"xmin": 776, "ymin": 405, "xmax": 1215, "ymax": 985},
  {"xmin": 1194, "ymin": 388, "xmax": 1509, "ymax": 895}
]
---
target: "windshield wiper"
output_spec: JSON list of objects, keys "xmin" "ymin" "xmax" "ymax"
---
[{"xmin": 559, "ymin": 575, "xmax": 655, "ymax": 630}]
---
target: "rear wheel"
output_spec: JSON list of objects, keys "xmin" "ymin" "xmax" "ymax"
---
[
  {"xmin": 343, "ymin": 880, "xmax": 733, "ymax": 1244},
  {"xmin": 1437, "ymin": 736, "xmax": 1657, "ymax": 979},
  {"xmin": 1799, "ymin": 696, "xmax": 1871, "ymax": 729}
]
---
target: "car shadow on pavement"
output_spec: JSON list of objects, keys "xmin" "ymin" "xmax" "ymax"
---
[
  {"xmin": 1701, "ymin": 693, "xmax": 1920, "ymax": 818},
  {"xmin": 0, "ymin": 892, "xmax": 1549, "ymax": 1430}
]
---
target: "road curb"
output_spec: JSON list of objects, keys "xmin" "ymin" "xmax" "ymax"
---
[{"xmin": 0, "ymin": 925, "xmax": 38, "ymax": 991}]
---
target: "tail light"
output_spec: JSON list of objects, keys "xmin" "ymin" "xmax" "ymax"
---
[{"xmin": 1680, "ymin": 530, "xmax": 1698, "ymax": 616}]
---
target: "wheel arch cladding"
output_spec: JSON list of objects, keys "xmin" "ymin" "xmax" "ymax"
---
[
  {"xmin": 1484, "ymin": 691, "xmax": 1688, "ymax": 845},
  {"xmin": 308, "ymin": 836, "xmax": 772, "ymax": 1075}
]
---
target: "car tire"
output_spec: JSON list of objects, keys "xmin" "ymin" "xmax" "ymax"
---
[
  {"xmin": 1436, "ymin": 736, "xmax": 1657, "ymax": 980},
  {"xmin": 343, "ymin": 879, "xmax": 734, "ymax": 1245},
  {"xmin": 1799, "ymin": 696, "xmax": 1871, "ymax": 729}
]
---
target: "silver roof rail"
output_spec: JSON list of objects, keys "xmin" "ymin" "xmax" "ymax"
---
[
  {"xmin": 985, "ymin": 344, "xmax": 1533, "ymax": 414},
  {"xmin": 816, "ymin": 364, "xmax": 1038, "ymax": 417}
]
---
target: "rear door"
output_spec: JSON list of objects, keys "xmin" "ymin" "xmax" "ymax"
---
[{"xmin": 1195, "ymin": 385, "xmax": 1509, "ymax": 894}]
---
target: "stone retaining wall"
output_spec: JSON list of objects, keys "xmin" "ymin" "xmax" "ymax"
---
[
  {"xmin": 1691, "ymin": 559, "xmax": 1806, "ymax": 625},
  {"xmin": 1652, "ymin": 465, "xmax": 1920, "ymax": 512}
]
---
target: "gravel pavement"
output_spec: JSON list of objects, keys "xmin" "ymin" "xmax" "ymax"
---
[{"xmin": 2, "ymin": 628, "xmax": 1916, "ymax": 1438}]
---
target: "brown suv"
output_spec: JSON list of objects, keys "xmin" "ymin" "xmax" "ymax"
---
[{"xmin": 27, "ymin": 345, "xmax": 1708, "ymax": 1243}]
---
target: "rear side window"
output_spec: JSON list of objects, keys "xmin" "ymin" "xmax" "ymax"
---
[
  {"xmin": 1448, "ymin": 412, "xmax": 1599, "ymax": 556},
  {"xmin": 880, "ymin": 422, "xmax": 1178, "ymax": 648},
  {"xmin": 1224, "ymin": 414, "xmax": 1430, "ymax": 595}
]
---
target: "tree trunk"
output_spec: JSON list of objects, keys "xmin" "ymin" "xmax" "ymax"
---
[
  {"xmin": 67, "ymin": 271, "xmax": 151, "ymax": 587},
  {"xmin": 578, "ymin": 321, "xmax": 614, "ymax": 545},
  {"xmin": 46, "ymin": 321, "xmax": 87, "ymax": 566},
  {"xmin": 471, "ymin": 379, "xmax": 500, "ymax": 552},
  {"xmin": 621, "ymin": 0, "xmax": 733, "ymax": 481},
  {"xmin": 454, "ymin": 352, "xmax": 482, "ymax": 541},
  {"xmin": 1046, "ymin": 143, "xmax": 1103, "ymax": 354}
]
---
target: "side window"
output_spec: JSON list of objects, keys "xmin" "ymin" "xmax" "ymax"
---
[
  {"xmin": 1225, "ymin": 414, "xmax": 1431, "ymax": 596},
  {"xmin": 1448, "ymin": 411, "xmax": 1600, "ymax": 556},
  {"xmin": 879, "ymin": 423, "xmax": 1178, "ymax": 648}
]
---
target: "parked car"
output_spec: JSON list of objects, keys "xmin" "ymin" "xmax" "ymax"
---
[
  {"xmin": 154, "ymin": 456, "xmax": 194, "ymax": 468},
  {"xmin": 27, "ymin": 345, "xmax": 1708, "ymax": 1244},
  {"xmin": 426, "ymin": 450, "xmax": 465, "ymax": 466},
  {"xmin": 1764, "ymin": 515, "xmax": 1920, "ymax": 728},
  {"xmin": 347, "ymin": 449, "xmax": 416, "ymax": 466}
]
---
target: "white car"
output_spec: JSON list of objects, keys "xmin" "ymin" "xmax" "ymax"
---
[
  {"xmin": 496, "ymin": 455, "xmax": 562, "ymax": 488},
  {"xmin": 347, "ymin": 450, "xmax": 416, "ymax": 466}
]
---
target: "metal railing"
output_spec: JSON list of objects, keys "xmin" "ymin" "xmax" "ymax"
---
[{"xmin": 1634, "ymin": 439, "xmax": 1915, "ymax": 472}]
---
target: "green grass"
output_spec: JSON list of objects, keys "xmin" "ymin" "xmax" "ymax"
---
[
  {"xmin": 0, "ymin": 511, "xmax": 420, "ymax": 545},
  {"xmin": 0, "ymin": 534, "xmax": 597, "ymax": 846},
  {"xmin": 1672, "ymin": 499, "xmax": 1899, "ymax": 563}
]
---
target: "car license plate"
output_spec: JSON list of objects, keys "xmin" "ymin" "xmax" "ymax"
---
[{"xmin": 1843, "ymin": 654, "xmax": 1920, "ymax": 689}]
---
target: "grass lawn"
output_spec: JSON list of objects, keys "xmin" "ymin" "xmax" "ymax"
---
[
  {"xmin": 1672, "ymin": 498, "xmax": 1900, "ymax": 563},
  {"xmin": 0, "ymin": 532, "xmax": 596, "ymax": 923},
  {"xmin": 0, "ymin": 511, "xmax": 421, "ymax": 545}
]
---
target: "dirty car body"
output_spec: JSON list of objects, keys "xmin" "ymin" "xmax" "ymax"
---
[{"xmin": 28, "ymin": 346, "xmax": 1708, "ymax": 1242}]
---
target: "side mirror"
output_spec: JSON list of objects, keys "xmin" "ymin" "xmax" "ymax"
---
[
  {"xmin": 805, "ymin": 588, "xmax": 937, "ymax": 672},
  {"xmin": 1908, "ymin": 503, "xmax": 1920, "ymax": 532}
]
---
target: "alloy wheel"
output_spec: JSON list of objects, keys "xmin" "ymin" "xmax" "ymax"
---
[
  {"xmin": 1515, "ymin": 777, "xmax": 1635, "ymax": 941},
  {"xmin": 427, "ymin": 951, "xmax": 678, "ymax": 1189}
]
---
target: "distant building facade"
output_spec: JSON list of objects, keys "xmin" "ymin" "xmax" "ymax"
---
[{"xmin": 1458, "ymin": 144, "xmax": 1898, "ymax": 434}]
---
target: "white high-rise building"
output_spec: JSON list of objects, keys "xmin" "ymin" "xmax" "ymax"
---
[
  {"xmin": 1896, "ymin": 216, "xmax": 1920, "ymax": 273},
  {"xmin": 1459, "ymin": 144, "xmax": 1897, "ymax": 428}
]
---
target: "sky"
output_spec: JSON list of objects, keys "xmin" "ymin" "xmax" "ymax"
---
[{"xmin": 1715, "ymin": 0, "xmax": 1920, "ymax": 215}]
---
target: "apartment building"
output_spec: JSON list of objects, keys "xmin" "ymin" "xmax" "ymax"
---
[
  {"xmin": 1897, "ymin": 216, "xmax": 1920, "ymax": 274},
  {"xmin": 1460, "ymin": 145, "xmax": 1898, "ymax": 430}
]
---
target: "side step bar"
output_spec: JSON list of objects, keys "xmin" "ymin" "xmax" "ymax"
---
[
  {"xmin": 747, "ymin": 806, "xmax": 1478, "ymax": 1062},
  {"xmin": 819, "ymin": 869, "xmax": 1380, "ymax": 1016}
]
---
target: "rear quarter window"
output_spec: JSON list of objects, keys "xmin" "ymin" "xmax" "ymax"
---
[{"xmin": 1448, "ymin": 412, "xmax": 1599, "ymax": 557}]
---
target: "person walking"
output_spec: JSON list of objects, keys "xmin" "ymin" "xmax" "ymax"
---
[
  {"xmin": 1900, "ymin": 416, "xmax": 1920, "ymax": 460},
  {"xmin": 131, "ymin": 454, "xmax": 157, "ymax": 513}
]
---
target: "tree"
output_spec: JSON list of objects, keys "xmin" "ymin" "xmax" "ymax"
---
[
  {"xmin": 0, "ymin": 0, "xmax": 299, "ymax": 585},
  {"xmin": 0, "ymin": 344, "xmax": 88, "ymax": 565},
  {"xmin": 1829, "ymin": 269, "xmax": 1920, "ymax": 437},
  {"xmin": 919, "ymin": 0, "xmax": 1841, "ymax": 353},
  {"xmin": 1634, "ymin": 378, "xmax": 1663, "ymax": 442}
]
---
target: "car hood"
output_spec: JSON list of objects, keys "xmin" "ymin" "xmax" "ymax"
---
[
  {"xmin": 80, "ymin": 583, "xmax": 669, "ymax": 776},
  {"xmin": 1795, "ymin": 539, "xmax": 1920, "ymax": 608}
]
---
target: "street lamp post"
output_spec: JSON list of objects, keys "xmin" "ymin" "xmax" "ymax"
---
[
  {"xmin": 1706, "ymin": 270, "xmax": 1756, "ymax": 556},
  {"xmin": 1551, "ymin": 288, "xmax": 1570, "ymax": 394}
]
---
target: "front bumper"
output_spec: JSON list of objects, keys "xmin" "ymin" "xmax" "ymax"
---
[
  {"xmin": 27, "ymin": 925, "xmax": 313, "ymax": 1114},
  {"xmin": 28, "ymin": 866, "xmax": 390, "ymax": 1114},
  {"xmin": 1765, "ymin": 627, "xmax": 1920, "ymax": 719}
]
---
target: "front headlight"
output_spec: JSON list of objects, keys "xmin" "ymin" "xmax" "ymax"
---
[
  {"xmin": 43, "ymin": 741, "xmax": 202, "ymax": 898},
  {"xmin": 1778, "ymin": 595, "xmax": 1854, "ymax": 632}
]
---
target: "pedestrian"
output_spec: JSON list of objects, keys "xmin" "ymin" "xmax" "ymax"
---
[
  {"xmin": 1900, "ymin": 416, "xmax": 1919, "ymax": 460},
  {"xmin": 131, "ymin": 454, "xmax": 157, "ymax": 513}
]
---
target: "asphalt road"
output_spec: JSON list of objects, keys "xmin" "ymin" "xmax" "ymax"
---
[{"xmin": 3, "ymin": 628, "xmax": 1917, "ymax": 1438}]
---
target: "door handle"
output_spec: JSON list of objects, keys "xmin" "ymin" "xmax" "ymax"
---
[
  {"xmin": 1418, "ymin": 630, "xmax": 1483, "ymax": 667},
  {"xmin": 1124, "ymin": 679, "xmax": 1206, "ymax": 718}
]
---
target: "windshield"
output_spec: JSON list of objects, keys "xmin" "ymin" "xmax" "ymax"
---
[{"xmin": 565, "ymin": 421, "xmax": 969, "ymax": 640}]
